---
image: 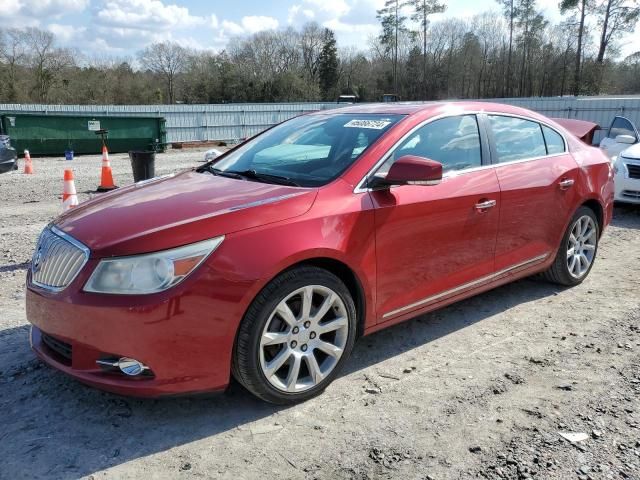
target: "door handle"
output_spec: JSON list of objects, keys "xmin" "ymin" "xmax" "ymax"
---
[
  {"xmin": 475, "ymin": 199, "xmax": 497, "ymax": 211},
  {"xmin": 559, "ymin": 178, "xmax": 575, "ymax": 190}
]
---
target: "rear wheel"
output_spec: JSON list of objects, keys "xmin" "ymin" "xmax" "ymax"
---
[
  {"xmin": 232, "ymin": 266, "xmax": 357, "ymax": 404},
  {"xmin": 542, "ymin": 206, "xmax": 599, "ymax": 286}
]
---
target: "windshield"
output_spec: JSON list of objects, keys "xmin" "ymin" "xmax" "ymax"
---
[{"xmin": 208, "ymin": 113, "xmax": 403, "ymax": 187}]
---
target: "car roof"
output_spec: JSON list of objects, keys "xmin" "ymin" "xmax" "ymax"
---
[{"xmin": 317, "ymin": 101, "xmax": 544, "ymax": 118}]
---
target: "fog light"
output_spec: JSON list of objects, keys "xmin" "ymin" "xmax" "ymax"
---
[
  {"xmin": 117, "ymin": 358, "xmax": 147, "ymax": 376},
  {"xmin": 96, "ymin": 357, "xmax": 149, "ymax": 376}
]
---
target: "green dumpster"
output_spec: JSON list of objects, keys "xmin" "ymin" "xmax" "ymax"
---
[{"xmin": 0, "ymin": 113, "xmax": 166, "ymax": 156}]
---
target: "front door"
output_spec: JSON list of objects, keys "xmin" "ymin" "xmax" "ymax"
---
[{"xmin": 370, "ymin": 114, "xmax": 500, "ymax": 323}]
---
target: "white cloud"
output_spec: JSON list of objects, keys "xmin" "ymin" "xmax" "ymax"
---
[
  {"xmin": 94, "ymin": 0, "xmax": 207, "ymax": 31},
  {"xmin": 288, "ymin": 5, "xmax": 315, "ymax": 24},
  {"xmin": 47, "ymin": 23, "xmax": 86, "ymax": 43},
  {"xmin": 221, "ymin": 19, "xmax": 244, "ymax": 36},
  {"xmin": 219, "ymin": 15, "xmax": 279, "ymax": 38},
  {"xmin": 241, "ymin": 15, "xmax": 279, "ymax": 34},
  {"xmin": 0, "ymin": 0, "xmax": 87, "ymax": 19}
]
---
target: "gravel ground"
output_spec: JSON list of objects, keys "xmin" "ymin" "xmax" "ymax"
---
[{"xmin": 0, "ymin": 151, "xmax": 639, "ymax": 480}]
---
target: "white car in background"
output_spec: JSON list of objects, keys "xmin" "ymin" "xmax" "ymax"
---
[
  {"xmin": 599, "ymin": 116, "xmax": 640, "ymax": 204},
  {"xmin": 612, "ymin": 143, "xmax": 640, "ymax": 204}
]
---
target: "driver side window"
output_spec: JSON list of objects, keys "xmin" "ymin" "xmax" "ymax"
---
[{"xmin": 378, "ymin": 115, "xmax": 482, "ymax": 176}]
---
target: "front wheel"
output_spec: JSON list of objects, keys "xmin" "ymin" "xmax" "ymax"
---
[
  {"xmin": 232, "ymin": 266, "xmax": 357, "ymax": 404},
  {"xmin": 542, "ymin": 206, "xmax": 599, "ymax": 286}
]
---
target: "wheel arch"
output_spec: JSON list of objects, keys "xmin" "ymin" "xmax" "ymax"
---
[
  {"xmin": 581, "ymin": 198, "xmax": 604, "ymax": 237},
  {"xmin": 280, "ymin": 257, "xmax": 367, "ymax": 339}
]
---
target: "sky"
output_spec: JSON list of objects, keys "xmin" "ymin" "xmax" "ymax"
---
[{"xmin": 0, "ymin": 0, "xmax": 638, "ymax": 60}]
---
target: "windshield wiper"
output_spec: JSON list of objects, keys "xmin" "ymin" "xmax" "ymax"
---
[
  {"xmin": 205, "ymin": 166, "xmax": 244, "ymax": 180},
  {"xmin": 224, "ymin": 169, "xmax": 301, "ymax": 187}
]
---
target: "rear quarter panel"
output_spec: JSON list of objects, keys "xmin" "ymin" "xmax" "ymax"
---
[{"xmin": 570, "ymin": 144, "xmax": 615, "ymax": 230}]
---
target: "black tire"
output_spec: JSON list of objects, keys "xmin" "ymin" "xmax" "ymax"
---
[
  {"xmin": 232, "ymin": 266, "xmax": 357, "ymax": 404},
  {"xmin": 542, "ymin": 206, "xmax": 599, "ymax": 286}
]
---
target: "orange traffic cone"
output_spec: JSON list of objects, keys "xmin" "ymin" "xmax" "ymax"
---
[
  {"xmin": 97, "ymin": 145, "xmax": 117, "ymax": 192},
  {"xmin": 23, "ymin": 150, "xmax": 34, "ymax": 174},
  {"xmin": 62, "ymin": 169, "xmax": 79, "ymax": 212}
]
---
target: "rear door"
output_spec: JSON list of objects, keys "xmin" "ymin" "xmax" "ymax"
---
[
  {"xmin": 485, "ymin": 114, "xmax": 580, "ymax": 272},
  {"xmin": 370, "ymin": 114, "xmax": 501, "ymax": 323}
]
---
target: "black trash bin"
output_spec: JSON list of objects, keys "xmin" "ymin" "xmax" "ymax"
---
[{"xmin": 128, "ymin": 151, "xmax": 156, "ymax": 182}]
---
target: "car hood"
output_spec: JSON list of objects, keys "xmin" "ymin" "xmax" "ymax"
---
[
  {"xmin": 620, "ymin": 142, "xmax": 640, "ymax": 160},
  {"xmin": 55, "ymin": 170, "xmax": 317, "ymax": 257}
]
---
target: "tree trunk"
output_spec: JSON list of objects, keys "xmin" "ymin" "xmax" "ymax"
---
[
  {"xmin": 394, "ymin": 0, "xmax": 399, "ymax": 93},
  {"xmin": 505, "ymin": 0, "xmax": 514, "ymax": 97},
  {"xmin": 423, "ymin": 1, "xmax": 428, "ymax": 99},
  {"xmin": 573, "ymin": 0, "xmax": 586, "ymax": 96},
  {"xmin": 597, "ymin": 0, "xmax": 611, "ymax": 64}
]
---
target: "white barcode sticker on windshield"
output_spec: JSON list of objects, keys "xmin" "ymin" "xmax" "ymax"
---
[{"xmin": 344, "ymin": 119, "xmax": 392, "ymax": 130}]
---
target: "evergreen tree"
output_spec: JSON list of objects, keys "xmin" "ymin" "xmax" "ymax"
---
[
  {"xmin": 377, "ymin": 0, "xmax": 411, "ymax": 93},
  {"xmin": 318, "ymin": 29, "xmax": 339, "ymax": 100},
  {"xmin": 405, "ymin": 0, "xmax": 446, "ymax": 98}
]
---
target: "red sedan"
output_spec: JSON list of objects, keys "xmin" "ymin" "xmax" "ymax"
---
[{"xmin": 26, "ymin": 102, "xmax": 614, "ymax": 404}]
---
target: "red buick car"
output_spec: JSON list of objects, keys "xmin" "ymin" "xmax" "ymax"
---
[{"xmin": 26, "ymin": 102, "xmax": 614, "ymax": 404}]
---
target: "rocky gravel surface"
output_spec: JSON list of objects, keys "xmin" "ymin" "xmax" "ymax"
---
[{"xmin": 0, "ymin": 151, "xmax": 639, "ymax": 479}]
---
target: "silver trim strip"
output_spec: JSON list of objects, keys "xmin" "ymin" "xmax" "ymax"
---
[
  {"xmin": 381, "ymin": 253, "xmax": 550, "ymax": 319},
  {"xmin": 354, "ymin": 110, "xmax": 569, "ymax": 194}
]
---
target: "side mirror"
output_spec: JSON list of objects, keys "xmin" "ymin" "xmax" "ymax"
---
[
  {"xmin": 615, "ymin": 134, "xmax": 636, "ymax": 145},
  {"xmin": 374, "ymin": 155, "xmax": 443, "ymax": 188}
]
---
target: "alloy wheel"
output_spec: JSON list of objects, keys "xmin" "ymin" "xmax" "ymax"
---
[
  {"xmin": 566, "ymin": 215, "xmax": 597, "ymax": 279},
  {"xmin": 259, "ymin": 285, "xmax": 349, "ymax": 393}
]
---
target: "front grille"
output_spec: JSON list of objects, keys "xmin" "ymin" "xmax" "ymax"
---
[
  {"xmin": 41, "ymin": 332, "xmax": 72, "ymax": 363},
  {"xmin": 31, "ymin": 227, "xmax": 89, "ymax": 290},
  {"xmin": 626, "ymin": 163, "xmax": 640, "ymax": 179},
  {"xmin": 622, "ymin": 190, "xmax": 640, "ymax": 200}
]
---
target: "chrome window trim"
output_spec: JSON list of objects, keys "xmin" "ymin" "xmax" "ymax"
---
[
  {"xmin": 353, "ymin": 110, "xmax": 568, "ymax": 194},
  {"xmin": 381, "ymin": 253, "xmax": 549, "ymax": 320},
  {"xmin": 30, "ymin": 226, "xmax": 90, "ymax": 292}
]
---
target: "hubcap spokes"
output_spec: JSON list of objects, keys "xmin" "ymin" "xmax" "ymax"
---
[
  {"xmin": 259, "ymin": 285, "xmax": 348, "ymax": 393},
  {"xmin": 567, "ymin": 215, "xmax": 596, "ymax": 279}
]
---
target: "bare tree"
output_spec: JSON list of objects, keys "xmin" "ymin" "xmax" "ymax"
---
[
  {"xmin": 138, "ymin": 42, "xmax": 188, "ymax": 104},
  {"xmin": 0, "ymin": 28, "xmax": 27, "ymax": 101},
  {"xmin": 23, "ymin": 28, "xmax": 75, "ymax": 103},
  {"xmin": 300, "ymin": 22, "xmax": 325, "ymax": 82}
]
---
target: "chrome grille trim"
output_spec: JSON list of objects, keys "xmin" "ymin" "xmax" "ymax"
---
[{"xmin": 31, "ymin": 226, "xmax": 90, "ymax": 292}]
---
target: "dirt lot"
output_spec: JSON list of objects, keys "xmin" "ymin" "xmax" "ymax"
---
[{"xmin": 0, "ymin": 151, "xmax": 639, "ymax": 480}]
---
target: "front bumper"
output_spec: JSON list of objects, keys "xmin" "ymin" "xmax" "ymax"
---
[
  {"xmin": 26, "ymin": 263, "xmax": 255, "ymax": 397},
  {"xmin": 0, "ymin": 154, "xmax": 17, "ymax": 173},
  {"xmin": 614, "ymin": 170, "xmax": 640, "ymax": 204}
]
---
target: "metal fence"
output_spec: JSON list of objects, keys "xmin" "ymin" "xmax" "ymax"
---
[
  {"xmin": 1, "ymin": 96, "xmax": 639, "ymax": 144},
  {"xmin": 0, "ymin": 102, "xmax": 342, "ymax": 144},
  {"xmin": 485, "ymin": 96, "xmax": 640, "ymax": 144}
]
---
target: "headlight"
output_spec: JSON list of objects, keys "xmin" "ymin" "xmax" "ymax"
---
[{"xmin": 84, "ymin": 236, "xmax": 224, "ymax": 294}]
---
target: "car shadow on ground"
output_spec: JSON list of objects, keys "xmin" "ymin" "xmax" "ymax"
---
[
  {"xmin": 0, "ymin": 275, "xmax": 565, "ymax": 479},
  {"xmin": 613, "ymin": 203, "xmax": 640, "ymax": 228}
]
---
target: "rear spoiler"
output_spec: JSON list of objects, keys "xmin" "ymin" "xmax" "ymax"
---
[{"xmin": 551, "ymin": 118, "xmax": 599, "ymax": 145}]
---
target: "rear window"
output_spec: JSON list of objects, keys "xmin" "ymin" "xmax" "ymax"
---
[
  {"xmin": 542, "ymin": 126, "xmax": 565, "ymax": 154},
  {"xmin": 489, "ymin": 115, "xmax": 546, "ymax": 162}
]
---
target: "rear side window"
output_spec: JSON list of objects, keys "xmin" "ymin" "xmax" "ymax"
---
[
  {"xmin": 608, "ymin": 117, "xmax": 636, "ymax": 139},
  {"xmin": 542, "ymin": 126, "xmax": 565, "ymax": 154},
  {"xmin": 391, "ymin": 115, "xmax": 482, "ymax": 173},
  {"xmin": 488, "ymin": 115, "xmax": 546, "ymax": 162}
]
